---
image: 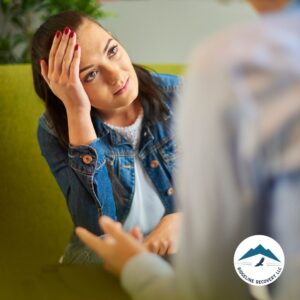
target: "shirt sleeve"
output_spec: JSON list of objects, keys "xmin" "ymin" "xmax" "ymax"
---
[{"xmin": 121, "ymin": 252, "xmax": 180, "ymax": 300}]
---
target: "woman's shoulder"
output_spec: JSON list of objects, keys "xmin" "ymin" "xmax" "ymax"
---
[
  {"xmin": 150, "ymin": 73, "xmax": 182, "ymax": 114},
  {"xmin": 38, "ymin": 112, "xmax": 58, "ymax": 138},
  {"xmin": 151, "ymin": 73, "xmax": 182, "ymax": 93}
]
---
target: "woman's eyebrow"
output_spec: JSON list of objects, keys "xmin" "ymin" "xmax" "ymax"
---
[
  {"xmin": 80, "ymin": 64, "xmax": 93, "ymax": 74},
  {"xmin": 104, "ymin": 38, "xmax": 113, "ymax": 53},
  {"xmin": 79, "ymin": 38, "xmax": 114, "ymax": 73}
]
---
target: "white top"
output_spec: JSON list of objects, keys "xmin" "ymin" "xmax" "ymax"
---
[
  {"xmin": 105, "ymin": 111, "xmax": 165, "ymax": 235},
  {"xmin": 120, "ymin": 7, "xmax": 300, "ymax": 300}
]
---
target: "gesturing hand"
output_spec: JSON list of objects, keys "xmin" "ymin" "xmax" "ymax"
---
[
  {"xmin": 40, "ymin": 28, "xmax": 91, "ymax": 113},
  {"xmin": 144, "ymin": 212, "xmax": 182, "ymax": 256},
  {"xmin": 76, "ymin": 216, "xmax": 146, "ymax": 277}
]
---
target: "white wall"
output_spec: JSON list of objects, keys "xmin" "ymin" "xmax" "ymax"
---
[{"xmin": 101, "ymin": 0, "xmax": 257, "ymax": 64}]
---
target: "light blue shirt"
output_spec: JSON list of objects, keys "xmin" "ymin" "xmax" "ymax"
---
[{"xmin": 121, "ymin": 6, "xmax": 300, "ymax": 300}]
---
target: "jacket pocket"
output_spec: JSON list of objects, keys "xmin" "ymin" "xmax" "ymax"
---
[{"xmin": 158, "ymin": 138, "xmax": 177, "ymax": 171}]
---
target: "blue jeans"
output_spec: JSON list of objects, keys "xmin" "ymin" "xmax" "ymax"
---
[{"xmin": 61, "ymin": 233, "xmax": 103, "ymax": 264}]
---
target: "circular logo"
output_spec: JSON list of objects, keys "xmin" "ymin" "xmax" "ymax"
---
[{"xmin": 233, "ymin": 235, "xmax": 284, "ymax": 286}]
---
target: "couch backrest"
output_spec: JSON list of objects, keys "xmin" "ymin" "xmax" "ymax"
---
[{"xmin": 0, "ymin": 64, "xmax": 73, "ymax": 279}]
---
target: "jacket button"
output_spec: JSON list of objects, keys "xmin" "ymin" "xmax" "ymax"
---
[
  {"xmin": 150, "ymin": 160, "xmax": 159, "ymax": 168},
  {"xmin": 167, "ymin": 187, "xmax": 174, "ymax": 196},
  {"xmin": 82, "ymin": 154, "xmax": 93, "ymax": 165}
]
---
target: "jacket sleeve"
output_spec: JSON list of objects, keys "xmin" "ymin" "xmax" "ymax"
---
[{"xmin": 37, "ymin": 121, "xmax": 116, "ymax": 235}]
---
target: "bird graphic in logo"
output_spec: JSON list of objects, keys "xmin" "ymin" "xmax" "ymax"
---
[{"xmin": 254, "ymin": 257, "xmax": 265, "ymax": 267}]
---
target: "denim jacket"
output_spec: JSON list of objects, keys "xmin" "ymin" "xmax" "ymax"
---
[{"xmin": 37, "ymin": 73, "xmax": 181, "ymax": 236}]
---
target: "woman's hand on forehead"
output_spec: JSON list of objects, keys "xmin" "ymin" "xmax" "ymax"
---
[{"xmin": 40, "ymin": 27, "xmax": 91, "ymax": 114}]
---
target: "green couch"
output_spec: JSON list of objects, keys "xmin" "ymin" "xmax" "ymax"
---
[{"xmin": 0, "ymin": 64, "xmax": 184, "ymax": 282}]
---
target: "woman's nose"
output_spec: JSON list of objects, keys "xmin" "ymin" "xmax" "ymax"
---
[{"xmin": 103, "ymin": 64, "xmax": 120, "ymax": 85}]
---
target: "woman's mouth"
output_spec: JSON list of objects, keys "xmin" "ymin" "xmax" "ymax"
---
[{"xmin": 114, "ymin": 78, "xmax": 129, "ymax": 96}]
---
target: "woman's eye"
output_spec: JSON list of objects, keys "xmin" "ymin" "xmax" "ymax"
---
[
  {"xmin": 84, "ymin": 70, "xmax": 98, "ymax": 83},
  {"xmin": 108, "ymin": 45, "xmax": 118, "ymax": 57}
]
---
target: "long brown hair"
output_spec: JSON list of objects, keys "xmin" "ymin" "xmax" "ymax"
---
[{"xmin": 31, "ymin": 11, "xmax": 169, "ymax": 148}]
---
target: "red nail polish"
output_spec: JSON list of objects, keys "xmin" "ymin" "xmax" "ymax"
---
[
  {"xmin": 70, "ymin": 31, "xmax": 74, "ymax": 38},
  {"xmin": 56, "ymin": 31, "xmax": 61, "ymax": 39},
  {"xmin": 74, "ymin": 44, "xmax": 79, "ymax": 51},
  {"xmin": 64, "ymin": 27, "xmax": 70, "ymax": 35}
]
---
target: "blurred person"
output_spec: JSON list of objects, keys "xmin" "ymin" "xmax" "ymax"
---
[{"xmin": 77, "ymin": 0, "xmax": 300, "ymax": 299}]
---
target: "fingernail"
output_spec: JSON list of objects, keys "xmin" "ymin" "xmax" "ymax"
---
[
  {"xmin": 39, "ymin": 58, "xmax": 43, "ymax": 65},
  {"xmin": 64, "ymin": 27, "xmax": 70, "ymax": 35},
  {"xmin": 55, "ymin": 31, "xmax": 61, "ymax": 39},
  {"xmin": 74, "ymin": 44, "xmax": 79, "ymax": 51},
  {"xmin": 69, "ymin": 31, "xmax": 74, "ymax": 38}
]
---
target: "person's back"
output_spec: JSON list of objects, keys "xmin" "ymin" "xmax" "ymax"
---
[
  {"xmin": 175, "ymin": 4, "xmax": 300, "ymax": 299},
  {"xmin": 76, "ymin": 2, "xmax": 300, "ymax": 299}
]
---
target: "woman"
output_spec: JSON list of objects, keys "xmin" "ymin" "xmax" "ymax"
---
[
  {"xmin": 31, "ymin": 11, "xmax": 181, "ymax": 263},
  {"xmin": 76, "ymin": 0, "xmax": 300, "ymax": 299}
]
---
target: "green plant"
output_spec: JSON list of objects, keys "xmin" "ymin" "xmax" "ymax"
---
[{"xmin": 0, "ymin": 0, "xmax": 108, "ymax": 64}]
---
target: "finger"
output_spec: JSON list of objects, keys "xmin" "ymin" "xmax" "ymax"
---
[
  {"xmin": 103, "ymin": 262, "xmax": 111, "ymax": 272},
  {"xmin": 167, "ymin": 242, "xmax": 178, "ymax": 255},
  {"xmin": 103, "ymin": 262, "xmax": 118, "ymax": 277},
  {"xmin": 53, "ymin": 27, "xmax": 71, "ymax": 77},
  {"xmin": 40, "ymin": 59, "xmax": 50, "ymax": 85},
  {"xmin": 103, "ymin": 234, "xmax": 116, "ymax": 245},
  {"xmin": 158, "ymin": 240, "xmax": 169, "ymax": 256},
  {"xmin": 115, "ymin": 222, "xmax": 122, "ymax": 229},
  {"xmin": 99, "ymin": 216, "xmax": 129, "ymax": 242},
  {"xmin": 145, "ymin": 240, "xmax": 159, "ymax": 253},
  {"xmin": 69, "ymin": 43, "xmax": 80, "ymax": 82},
  {"xmin": 48, "ymin": 31, "xmax": 62, "ymax": 76},
  {"xmin": 167, "ymin": 245, "xmax": 177, "ymax": 255},
  {"xmin": 75, "ymin": 227, "xmax": 109, "ymax": 258},
  {"xmin": 129, "ymin": 226, "xmax": 143, "ymax": 242},
  {"xmin": 61, "ymin": 30, "xmax": 77, "ymax": 78}
]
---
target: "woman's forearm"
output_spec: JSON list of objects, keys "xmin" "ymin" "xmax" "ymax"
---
[{"xmin": 67, "ymin": 108, "xmax": 97, "ymax": 146}]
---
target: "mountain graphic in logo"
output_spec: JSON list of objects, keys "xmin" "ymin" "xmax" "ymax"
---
[{"xmin": 239, "ymin": 244, "xmax": 280, "ymax": 262}]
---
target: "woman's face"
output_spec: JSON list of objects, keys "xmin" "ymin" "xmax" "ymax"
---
[{"xmin": 76, "ymin": 19, "xmax": 139, "ymax": 113}]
